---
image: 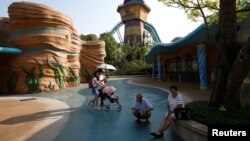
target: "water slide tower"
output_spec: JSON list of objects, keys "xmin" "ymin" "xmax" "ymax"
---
[{"xmin": 117, "ymin": 0, "xmax": 150, "ymax": 46}]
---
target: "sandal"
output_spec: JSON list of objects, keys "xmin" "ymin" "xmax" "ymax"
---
[{"xmin": 149, "ymin": 132, "xmax": 163, "ymax": 138}]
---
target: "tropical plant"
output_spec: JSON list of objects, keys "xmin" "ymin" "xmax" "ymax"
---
[
  {"xmin": 99, "ymin": 32, "xmax": 123, "ymax": 66},
  {"xmin": 98, "ymin": 31, "xmax": 151, "ymax": 74},
  {"xmin": 21, "ymin": 60, "xmax": 44, "ymax": 93},
  {"xmin": 67, "ymin": 67, "xmax": 80, "ymax": 86},
  {"xmin": 46, "ymin": 56, "xmax": 66, "ymax": 89}
]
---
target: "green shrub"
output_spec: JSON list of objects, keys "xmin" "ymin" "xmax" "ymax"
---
[
  {"xmin": 126, "ymin": 60, "xmax": 151, "ymax": 75},
  {"xmin": 186, "ymin": 101, "xmax": 250, "ymax": 125}
]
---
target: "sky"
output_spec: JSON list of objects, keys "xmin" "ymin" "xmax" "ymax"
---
[{"xmin": 0, "ymin": 0, "xmax": 202, "ymax": 43}]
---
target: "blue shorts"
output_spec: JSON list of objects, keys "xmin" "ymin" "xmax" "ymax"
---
[{"xmin": 91, "ymin": 86, "xmax": 98, "ymax": 95}]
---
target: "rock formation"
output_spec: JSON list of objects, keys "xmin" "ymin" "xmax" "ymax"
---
[
  {"xmin": 0, "ymin": 2, "xmax": 81, "ymax": 93},
  {"xmin": 0, "ymin": 1, "xmax": 107, "ymax": 94},
  {"xmin": 0, "ymin": 17, "xmax": 9, "ymax": 46},
  {"xmin": 80, "ymin": 40, "xmax": 106, "ymax": 82}
]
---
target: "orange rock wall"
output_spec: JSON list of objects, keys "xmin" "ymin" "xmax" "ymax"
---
[
  {"xmin": 0, "ymin": 2, "xmax": 82, "ymax": 93},
  {"xmin": 80, "ymin": 40, "xmax": 106, "ymax": 82},
  {"xmin": 0, "ymin": 17, "xmax": 10, "ymax": 46}
]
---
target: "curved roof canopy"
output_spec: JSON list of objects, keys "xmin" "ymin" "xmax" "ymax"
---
[{"xmin": 145, "ymin": 14, "xmax": 250, "ymax": 63}]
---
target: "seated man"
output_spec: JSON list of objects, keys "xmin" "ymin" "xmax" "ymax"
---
[
  {"xmin": 150, "ymin": 85, "xmax": 184, "ymax": 138},
  {"xmin": 131, "ymin": 93, "xmax": 153, "ymax": 122}
]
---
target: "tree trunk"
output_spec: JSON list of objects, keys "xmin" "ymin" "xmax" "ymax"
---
[
  {"xmin": 224, "ymin": 37, "xmax": 250, "ymax": 111},
  {"xmin": 209, "ymin": 0, "xmax": 237, "ymax": 108}
]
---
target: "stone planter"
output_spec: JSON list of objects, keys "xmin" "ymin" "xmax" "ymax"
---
[{"xmin": 172, "ymin": 120, "xmax": 208, "ymax": 141}]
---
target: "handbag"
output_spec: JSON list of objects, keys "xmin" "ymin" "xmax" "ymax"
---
[{"xmin": 174, "ymin": 108, "xmax": 191, "ymax": 120}]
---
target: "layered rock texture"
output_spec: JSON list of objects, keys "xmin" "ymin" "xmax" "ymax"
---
[
  {"xmin": 80, "ymin": 40, "xmax": 106, "ymax": 82},
  {"xmin": 0, "ymin": 2, "xmax": 107, "ymax": 94},
  {"xmin": 0, "ymin": 2, "xmax": 108, "ymax": 94},
  {"xmin": 0, "ymin": 2, "xmax": 82, "ymax": 93},
  {"xmin": 0, "ymin": 17, "xmax": 10, "ymax": 46}
]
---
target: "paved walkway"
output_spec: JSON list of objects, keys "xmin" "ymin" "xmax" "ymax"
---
[
  {"xmin": 129, "ymin": 76, "xmax": 211, "ymax": 104},
  {"xmin": 0, "ymin": 76, "xmax": 211, "ymax": 141}
]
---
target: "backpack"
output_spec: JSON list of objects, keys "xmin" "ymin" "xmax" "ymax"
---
[{"xmin": 88, "ymin": 78, "xmax": 93, "ymax": 88}]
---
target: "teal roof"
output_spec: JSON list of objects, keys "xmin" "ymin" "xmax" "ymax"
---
[
  {"xmin": 145, "ymin": 24, "xmax": 216, "ymax": 63},
  {"xmin": 145, "ymin": 14, "xmax": 250, "ymax": 63}
]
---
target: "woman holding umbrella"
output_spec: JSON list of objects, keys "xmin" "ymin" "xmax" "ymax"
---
[{"xmin": 97, "ymin": 68, "xmax": 107, "ymax": 106}]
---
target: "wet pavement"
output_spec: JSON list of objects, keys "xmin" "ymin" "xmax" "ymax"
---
[{"xmin": 5, "ymin": 77, "xmax": 184, "ymax": 141}]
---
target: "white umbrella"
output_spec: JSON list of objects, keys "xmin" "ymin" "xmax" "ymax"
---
[{"xmin": 97, "ymin": 63, "xmax": 116, "ymax": 70}]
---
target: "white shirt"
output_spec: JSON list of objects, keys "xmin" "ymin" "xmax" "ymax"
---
[
  {"xmin": 98, "ymin": 74, "xmax": 106, "ymax": 89},
  {"xmin": 92, "ymin": 77, "xmax": 98, "ymax": 87},
  {"xmin": 167, "ymin": 94, "xmax": 184, "ymax": 111}
]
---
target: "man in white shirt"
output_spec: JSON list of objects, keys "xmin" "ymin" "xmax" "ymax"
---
[
  {"xmin": 150, "ymin": 85, "xmax": 184, "ymax": 138},
  {"xmin": 131, "ymin": 93, "xmax": 153, "ymax": 122}
]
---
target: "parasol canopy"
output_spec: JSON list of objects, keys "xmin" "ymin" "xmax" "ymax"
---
[{"xmin": 97, "ymin": 63, "xmax": 116, "ymax": 70}]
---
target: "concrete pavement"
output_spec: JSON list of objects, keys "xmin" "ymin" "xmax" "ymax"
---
[{"xmin": 0, "ymin": 76, "xmax": 206, "ymax": 141}]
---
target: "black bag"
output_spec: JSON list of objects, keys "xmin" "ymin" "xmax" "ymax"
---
[{"xmin": 174, "ymin": 108, "xmax": 191, "ymax": 120}]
